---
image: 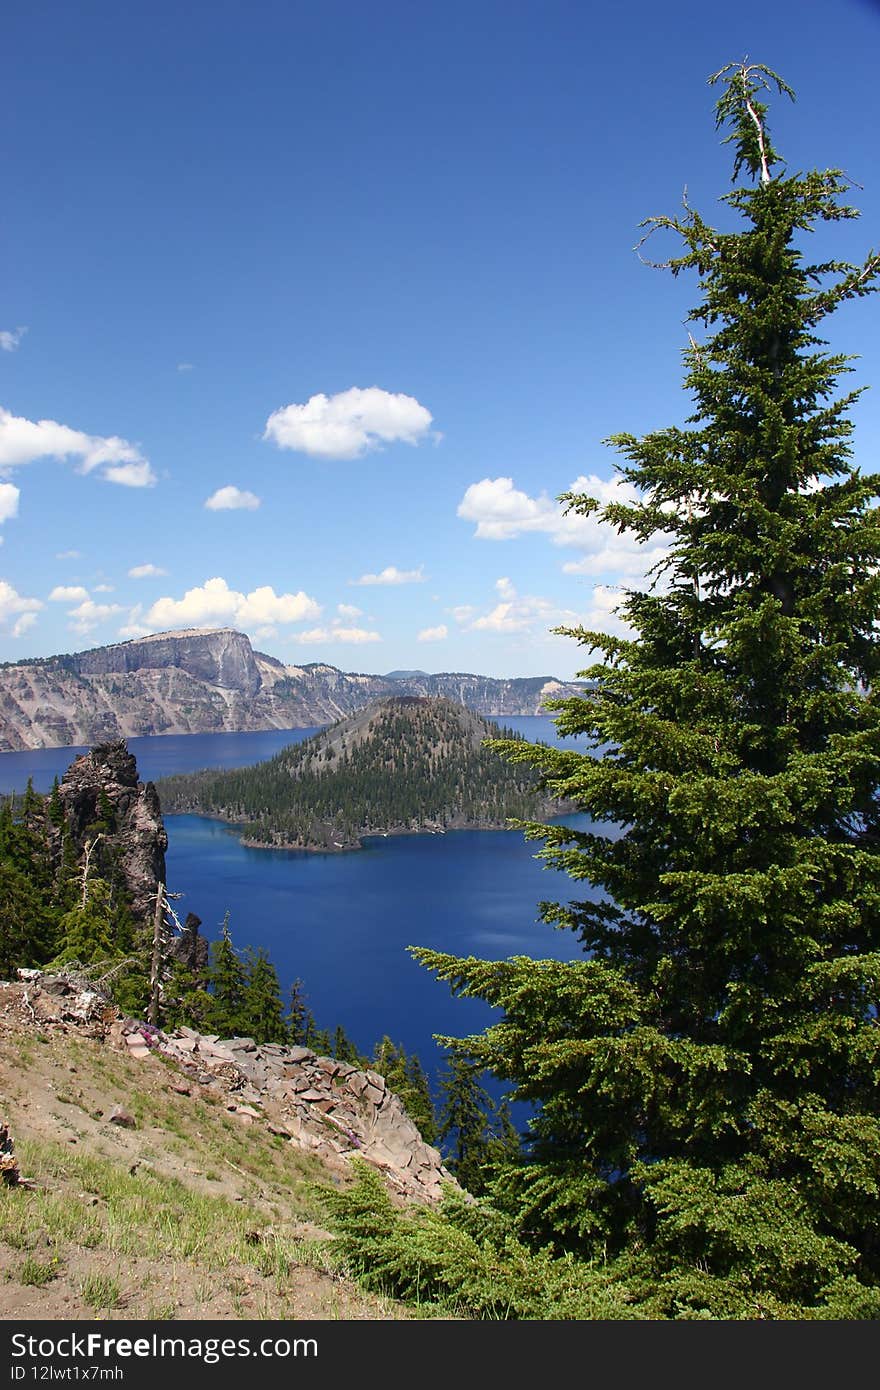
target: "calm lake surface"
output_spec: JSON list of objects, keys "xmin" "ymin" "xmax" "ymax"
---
[{"xmin": 0, "ymin": 717, "xmax": 596, "ymax": 1080}]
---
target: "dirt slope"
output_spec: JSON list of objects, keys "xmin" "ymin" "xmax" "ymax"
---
[{"xmin": 0, "ymin": 984, "xmax": 406, "ymax": 1321}]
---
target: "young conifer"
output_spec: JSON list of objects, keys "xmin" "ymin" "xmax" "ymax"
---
[{"xmin": 415, "ymin": 62, "xmax": 880, "ymax": 1316}]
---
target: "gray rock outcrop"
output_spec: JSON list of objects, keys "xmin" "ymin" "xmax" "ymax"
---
[
  {"xmin": 53, "ymin": 740, "xmax": 167, "ymax": 923},
  {"xmin": 74, "ymin": 628, "xmax": 262, "ymax": 697},
  {"xmin": 0, "ymin": 627, "xmax": 587, "ymax": 750}
]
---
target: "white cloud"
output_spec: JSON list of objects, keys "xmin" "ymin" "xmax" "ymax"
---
[
  {"xmin": 264, "ymin": 386, "xmax": 434, "ymax": 461},
  {"xmin": 562, "ymin": 542, "xmax": 670, "ymax": 579},
  {"xmin": 117, "ymin": 605, "xmax": 151, "ymax": 640},
  {"xmin": 450, "ymin": 604, "xmax": 474, "ymax": 624},
  {"xmin": 353, "ymin": 565, "xmax": 424, "ymax": 587},
  {"xmin": 128, "ymin": 563, "xmax": 168, "ymax": 579},
  {"xmin": 467, "ymin": 587, "xmax": 577, "ymax": 637},
  {"xmin": 12, "ymin": 611, "xmax": 38, "ymax": 636},
  {"xmin": 0, "ymin": 483, "xmax": 20, "ymax": 524},
  {"xmin": 103, "ymin": 461, "xmax": 155, "ymax": 488},
  {"xmin": 139, "ymin": 576, "xmax": 321, "ymax": 633},
  {"xmin": 472, "ymin": 601, "xmax": 540, "ymax": 634},
  {"xmin": 0, "ymin": 407, "xmax": 156, "ymax": 486},
  {"xmin": 337, "ymin": 603, "xmax": 362, "ymax": 619},
  {"xmin": 296, "ymin": 625, "xmax": 381, "ymax": 645},
  {"xmin": 495, "ymin": 576, "xmax": 516, "ymax": 600},
  {"xmin": 0, "ymin": 328, "xmax": 26, "ymax": 352},
  {"xmin": 466, "ymin": 580, "xmax": 631, "ymax": 642},
  {"xmin": 458, "ymin": 477, "xmax": 558, "ymax": 541},
  {"xmin": 0, "ymin": 580, "xmax": 42, "ymax": 637},
  {"xmin": 49, "ymin": 585, "xmax": 89, "ymax": 602},
  {"xmin": 204, "ymin": 485, "xmax": 261, "ymax": 512},
  {"xmin": 458, "ymin": 473, "xmax": 674, "ymax": 592},
  {"xmin": 93, "ymin": 583, "xmax": 114, "ymax": 593},
  {"xmin": 418, "ymin": 624, "xmax": 448, "ymax": 642},
  {"xmin": 177, "ymin": 362, "xmax": 194, "ymax": 372},
  {"xmin": 67, "ymin": 599, "xmax": 125, "ymax": 635},
  {"xmin": 580, "ymin": 584, "xmax": 630, "ymax": 637},
  {"xmin": 56, "ymin": 550, "xmax": 81, "ymax": 560}
]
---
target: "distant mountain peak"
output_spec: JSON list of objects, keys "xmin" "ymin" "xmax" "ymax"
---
[{"xmin": 0, "ymin": 627, "xmax": 587, "ymax": 752}]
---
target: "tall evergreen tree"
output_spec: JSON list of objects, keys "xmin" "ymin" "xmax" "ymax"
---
[
  {"xmin": 436, "ymin": 1056, "xmax": 497, "ymax": 1194},
  {"xmin": 373, "ymin": 1037, "xmax": 437, "ymax": 1143},
  {"xmin": 416, "ymin": 63, "xmax": 880, "ymax": 1317},
  {"xmin": 205, "ymin": 915, "xmax": 248, "ymax": 1036},
  {"xmin": 286, "ymin": 977, "xmax": 317, "ymax": 1046},
  {"xmin": 241, "ymin": 946, "xmax": 288, "ymax": 1044}
]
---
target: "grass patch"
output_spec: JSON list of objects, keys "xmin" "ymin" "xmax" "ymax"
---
[
  {"xmin": 80, "ymin": 1272, "xmax": 122, "ymax": 1311},
  {"xmin": 18, "ymin": 1255, "xmax": 60, "ymax": 1287},
  {"xmin": 13, "ymin": 1137, "xmax": 330, "ymax": 1274}
]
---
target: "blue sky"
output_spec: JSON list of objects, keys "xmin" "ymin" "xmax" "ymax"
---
[{"xmin": 2, "ymin": 0, "xmax": 879, "ymax": 679}]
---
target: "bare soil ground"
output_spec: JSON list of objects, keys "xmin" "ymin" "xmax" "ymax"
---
[{"xmin": 0, "ymin": 985, "xmax": 405, "ymax": 1321}]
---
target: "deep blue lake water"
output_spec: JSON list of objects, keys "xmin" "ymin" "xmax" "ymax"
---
[{"xmin": 0, "ymin": 718, "xmax": 596, "ymax": 1085}]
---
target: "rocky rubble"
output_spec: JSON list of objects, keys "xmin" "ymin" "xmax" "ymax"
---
[
  {"xmin": 115, "ymin": 1024, "xmax": 453, "ymax": 1204},
  {"xmin": 1, "ymin": 973, "xmax": 454, "ymax": 1205}
]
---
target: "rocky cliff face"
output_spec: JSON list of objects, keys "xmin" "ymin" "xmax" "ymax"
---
[
  {"xmin": 53, "ymin": 740, "xmax": 168, "ymax": 923},
  {"xmin": 74, "ymin": 628, "xmax": 263, "ymax": 697},
  {"xmin": 0, "ymin": 628, "xmax": 587, "ymax": 750}
]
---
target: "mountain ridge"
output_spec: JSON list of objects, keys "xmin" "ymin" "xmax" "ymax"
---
[{"xmin": 0, "ymin": 627, "xmax": 587, "ymax": 751}]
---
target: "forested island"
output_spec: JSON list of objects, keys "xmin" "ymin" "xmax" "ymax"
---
[{"xmin": 155, "ymin": 695, "xmax": 568, "ymax": 850}]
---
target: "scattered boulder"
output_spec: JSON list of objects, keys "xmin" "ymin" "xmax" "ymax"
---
[
  {"xmin": 0, "ymin": 1122, "xmax": 19, "ymax": 1186},
  {"xmin": 108, "ymin": 1106, "xmax": 136, "ymax": 1129}
]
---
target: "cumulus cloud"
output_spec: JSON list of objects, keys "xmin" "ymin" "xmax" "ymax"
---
[
  {"xmin": 264, "ymin": 386, "xmax": 435, "ymax": 461},
  {"xmin": 49, "ymin": 585, "xmax": 89, "ymax": 602},
  {"xmin": 466, "ymin": 575, "xmax": 631, "ymax": 643},
  {"xmin": 457, "ymin": 473, "xmax": 670, "ymax": 588},
  {"xmin": 471, "ymin": 598, "xmax": 553, "ymax": 634},
  {"xmin": 0, "ymin": 328, "xmax": 26, "ymax": 352},
  {"xmin": 103, "ymin": 461, "xmax": 155, "ymax": 488},
  {"xmin": 337, "ymin": 603, "xmax": 362, "ymax": 619},
  {"xmin": 0, "ymin": 407, "xmax": 156, "ymax": 486},
  {"xmin": 68, "ymin": 599, "xmax": 126, "ymax": 635},
  {"xmin": 0, "ymin": 483, "xmax": 20, "ymax": 524},
  {"xmin": 450, "ymin": 604, "xmax": 474, "ymax": 624},
  {"xmin": 177, "ymin": 362, "xmax": 194, "ymax": 372},
  {"xmin": 418, "ymin": 624, "xmax": 447, "ymax": 643},
  {"xmin": 12, "ymin": 611, "xmax": 38, "ymax": 636},
  {"xmin": 562, "ymin": 542, "xmax": 670, "ymax": 579},
  {"xmin": 579, "ymin": 584, "xmax": 630, "ymax": 636},
  {"xmin": 353, "ymin": 565, "xmax": 424, "ymax": 587},
  {"xmin": 458, "ymin": 477, "xmax": 558, "ymax": 541},
  {"xmin": 462, "ymin": 577, "xmax": 586, "ymax": 640},
  {"xmin": 117, "ymin": 606, "xmax": 151, "ymax": 640},
  {"xmin": 56, "ymin": 550, "xmax": 81, "ymax": 560},
  {"xmin": 93, "ymin": 584, "xmax": 114, "ymax": 593},
  {"xmin": 139, "ymin": 576, "xmax": 321, "ymax": 633},
  {"xmin": 128, "ymin": 563, "xmax": 168, "ymax": 579},
  {"xmin": 0, "ymin": 579, "xmax": 42, "ymax": 637},
  {"xmin": 296, "ymin": 625, "xmax": 381, "ymax": 645},
  {"xmin": 204, "ymin": 485, "xmax": 261, "ymax": 512}
]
